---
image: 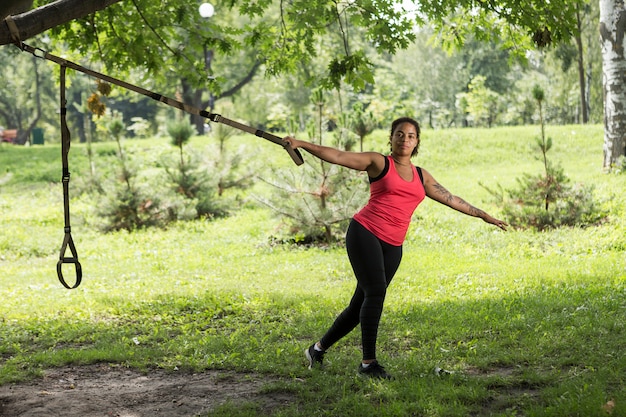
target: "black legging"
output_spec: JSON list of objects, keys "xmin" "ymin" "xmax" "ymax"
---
[{"xmin": 320, "ymin": 219, "xmax": 403, "ymax": 361}]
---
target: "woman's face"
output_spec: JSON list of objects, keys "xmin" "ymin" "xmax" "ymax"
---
[{"xmin": 390, "ymin": 122, "xmax": 419, "ymax": 157}]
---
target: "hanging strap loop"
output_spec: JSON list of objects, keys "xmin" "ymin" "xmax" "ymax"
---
[
  {"xmin": 57, "ymin": 229, "xmax": 82, "ymax": 289},
  {"xmin": 57, "ymin": 65, "xmax": 82, "ymax": 289}
]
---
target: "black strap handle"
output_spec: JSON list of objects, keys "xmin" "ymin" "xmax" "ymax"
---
[
  {"xmin": 57, "ymin": 229, "xmax": 82, "ymax": 289},
  {"xmin": 57, "ymin": 65, "xmax": 82, "ymax": 289}
]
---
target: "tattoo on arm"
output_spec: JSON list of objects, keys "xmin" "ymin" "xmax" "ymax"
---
[
  {"xmin": 433, "ymin": 183, "xmax": 454, "ymax": 204},
  {"xmin": 433, "ymin": 182, "xmax": 486, "ymax": 218},
  {"xmin": 457, "ymin": 197, "xmax": 487, "ymax": 218}
]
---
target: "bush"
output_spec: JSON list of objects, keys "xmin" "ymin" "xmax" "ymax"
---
[
  {"xmin": 483, "ymin": 163, "xmax": 605, "ymax": 231},
  {"xmin": 161, "ymin": 148, "xmax": 231, "ymax": 219},
  {"xmin": 97, "ymin": 158, "xmax": 177, "ymax": 232},
  {"xmin": 94, "ymin": 118, "xmax": 180, "ymax": 232}
]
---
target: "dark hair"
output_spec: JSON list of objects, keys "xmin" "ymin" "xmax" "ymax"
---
[{"xmin": 389, "ymin": 117, "xmax": 421, "ymax": 157}]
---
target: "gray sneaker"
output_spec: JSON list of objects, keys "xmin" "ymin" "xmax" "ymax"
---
[
  {"xmin": 305, "ymin": 344, "xmax": 325, "ymax": 369},
  {"xmin": 358, "ymin": 361, "xmax": 393, "ymax": 379}
]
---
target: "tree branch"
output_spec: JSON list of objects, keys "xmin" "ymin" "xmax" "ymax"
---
[
  {"xmin": 0, "ymin": 0, "xmax": 122, "ymax": 46},
  {"xmin": 130, "ymin": 0, "xmax": 183, "ymax": 60},
  {"xmin": 214, "ymin": 59, "xmax": 263, "ymax": 101},
  {"xmin": 0, "ymin": 0, "xmax": 33, "ymax": 21}
]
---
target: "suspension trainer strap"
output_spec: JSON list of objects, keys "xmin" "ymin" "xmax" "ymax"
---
[
  {"xmin": 18, "ymin": 43, "xmax": 303, "ymax": 166},
  {"xmin": 12, "ymin": 41, "xmax": 304, "ymax": 289},
  {"xmin": 56, "ymin": 65, "xmax": 82, "ymax": 289},
  {"xmin": 207, "ymin": 113, "xmax": 304, "ymax": 165}
]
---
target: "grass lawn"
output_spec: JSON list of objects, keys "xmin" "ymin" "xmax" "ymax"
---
[{"xmin": 0, "ymin": 124, "xmax": 624, "ymax": 416}]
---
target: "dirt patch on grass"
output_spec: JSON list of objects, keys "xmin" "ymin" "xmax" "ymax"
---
[
  {"xmin": 0, "ymin": 364, "xmax": 296, "ymax": 417},
  {"xmin": 464, "ymin": 365, "xmax": 544, "ymax": 415}
]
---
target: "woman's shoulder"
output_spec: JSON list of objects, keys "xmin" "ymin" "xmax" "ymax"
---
[
  {"xmin": 414, "ymin": 165, "xmax": 424, "ymax": 184},
  {"xmin": 368, "ymin": 154, "xmax": 389, "ymax": 182}
]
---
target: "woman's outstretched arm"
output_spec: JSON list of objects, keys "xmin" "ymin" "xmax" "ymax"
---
[
  {"xmin": 421, "ymin": 168, "xmax": 508, "ymax": 231},
  {"xmin": 283, "ymin": 136, "xmax": 386, "ymax": 177}
]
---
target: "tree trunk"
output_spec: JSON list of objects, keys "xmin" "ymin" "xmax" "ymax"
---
[
  {"xmin": 600, "ymin": 0, "xmax": 626, "ymax": 169},
  {"xmin": 181, "ymin": 78, "xmax": 205, "ymax": 135},
  {"xmin": 575, "ymin": 7, "xmax": 589, "ymax": 123}
]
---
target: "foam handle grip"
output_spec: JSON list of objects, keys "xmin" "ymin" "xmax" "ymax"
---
[{"xmin": 285, "ymin": 146, "xmax": 304, "ymax": 166}]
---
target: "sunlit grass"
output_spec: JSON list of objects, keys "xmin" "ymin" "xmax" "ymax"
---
[{"xmin": 1, "ymin": 124, "xmax": 625, "ymax": 416}]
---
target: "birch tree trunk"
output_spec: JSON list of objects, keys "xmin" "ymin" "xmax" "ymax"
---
[
  {"xmin": 600, "ymin": 0, "xmax": 626, "ymax": 169},
  {"xmin": 575, "ymin": 7, "xmax": 589, "ymax": 123}
]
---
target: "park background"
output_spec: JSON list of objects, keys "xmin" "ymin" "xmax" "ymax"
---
[{"xmin": 1, "ymin": 0, "xmax": 626, "ymax": 416}]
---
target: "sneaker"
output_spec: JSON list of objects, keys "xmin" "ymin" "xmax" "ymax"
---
[
  {"xmin": 305, "ymin": 344, "xmax": 325, "ymax": 369},
  {"xmin": 434, "ymin": 366, "xmax": 454, "ymax": 376},
  {"xmin": 358, "ymin": 361, "xmax": 393, "ymax": 380}
]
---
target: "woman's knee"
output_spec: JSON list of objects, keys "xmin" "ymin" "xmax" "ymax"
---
[{"xmin": 365, "ymin": 280, "xmax": 387, "ymax": 296}]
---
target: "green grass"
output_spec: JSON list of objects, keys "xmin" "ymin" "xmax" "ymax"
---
[{"xmin": 1, "ymin": 125, "xmax": 625, "ymax": 416}]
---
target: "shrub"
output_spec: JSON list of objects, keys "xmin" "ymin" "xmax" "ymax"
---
[
  {"xmin": 95, "ymin": 118, "xmax": 175, "ymax": 232},
  {"xmin": 97, "ymin": 156, "xmax": 176, "ymax": 232},
  {"xmin": 484, "ymin": 164, "xmax": 604, "ymax": 231},
  {"xmin": 161, "ymin": 148, "xmax": 231, "ymax": 219}
]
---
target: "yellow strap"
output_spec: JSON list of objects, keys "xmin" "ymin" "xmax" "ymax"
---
[{"xmin": 4, "ymin": 16, "xmax": 21, "ymax": 45}]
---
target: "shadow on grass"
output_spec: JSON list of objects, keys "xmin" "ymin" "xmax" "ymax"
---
[{"xmin": 1, "ymin": 279, "xmax": 624, "ymax": 416}]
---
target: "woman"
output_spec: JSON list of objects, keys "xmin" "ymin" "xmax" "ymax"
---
[{"xmin": 283, "ymin": 117, "xmax": 507, "ymax": 379}]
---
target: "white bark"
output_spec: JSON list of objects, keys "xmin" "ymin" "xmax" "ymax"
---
[{"xmin": 600, "ymin": 0, "xmax": 626, "ymax": 169}]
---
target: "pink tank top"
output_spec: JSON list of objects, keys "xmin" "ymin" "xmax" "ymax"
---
[{"xmin": 353, "ymin": 155, "xmax": 426, "ymax": 246}]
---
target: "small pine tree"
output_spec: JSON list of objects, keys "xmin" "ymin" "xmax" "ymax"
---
[
  {"xmin": 97, "ymin": 117, "xmax": 173, "ymax": 231},
  {"xmin": 482, "ymin": 85, "xmax": 605, "ymax": 230},
  {"xmin": 350, "ymin": 103, "xmax": 377, "ymax": 152},
  {"xmin": 257, "ymin": 91, "xmax": 368, "ymax": 244},
  {"xmin": 162, "ymin": 118, "xmax": 254, "ymax": 219}
]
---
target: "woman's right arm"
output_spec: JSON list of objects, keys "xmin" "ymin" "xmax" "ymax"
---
[{"xmin": 283, "ymin": 136, "xmax": 385, "ymax": 176}]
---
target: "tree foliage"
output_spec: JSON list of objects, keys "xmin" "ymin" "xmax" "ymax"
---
[
  {"xmin": 0, "ymin": 0, "xmax": 605, "ymax": 141},
  {"xmin": 415, "ymin": 0, "xmax": 579, "ymax": 52},
  {"xmin": 25, "ymin": 0, "xmax": 415, "ymax": 94},
  {"xmin": 0, "ymin": 46, "xmax": 56, "ymax": 142},
  {"xmin": 18, "ymin": 0, "xmax": 579, "ymax": 93},
  {"xmin": 457, "ymin": 75, "xmax": 502, "ymax": 127}
]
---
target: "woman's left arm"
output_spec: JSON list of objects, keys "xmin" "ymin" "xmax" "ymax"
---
[{"xmin": 422, "ymin": 168, "xmax": 508, "ymax": 231}]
